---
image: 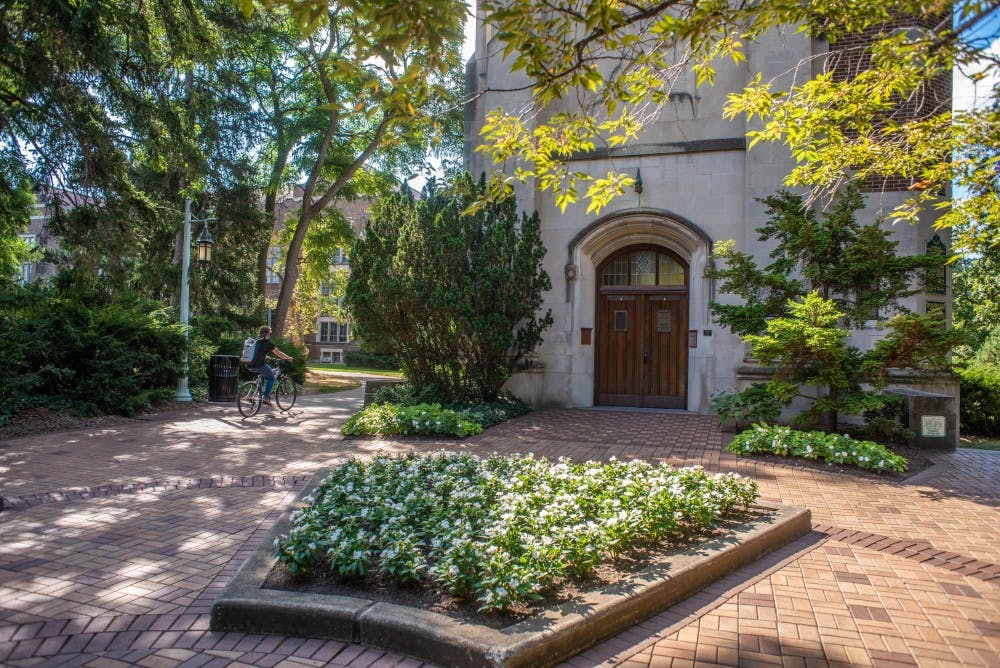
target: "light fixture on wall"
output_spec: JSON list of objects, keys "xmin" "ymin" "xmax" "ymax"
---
[
  {"xmin": 634, "ymin": 168, "xmax": 643, "ymax": 194},
  {"xmin": 564, "ymin": 263, "xmax": 577, "ymax": 280}
]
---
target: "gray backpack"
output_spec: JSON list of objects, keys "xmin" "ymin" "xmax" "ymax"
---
[{"xmin": 240, "ymin": 337, "xmax": 257, "ymax": 364}]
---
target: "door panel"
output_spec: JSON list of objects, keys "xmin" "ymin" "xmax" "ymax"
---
[
  {"xmin": 596, "ymin": 295, "xmax": 641, "ymax": 406},
  {"xmin": 643, "ymin": 295, "xmax": 687, "ymax": 408},
  {"xmin": 596, "ymin": 292, "xmax": 687, "ymax": 408}
]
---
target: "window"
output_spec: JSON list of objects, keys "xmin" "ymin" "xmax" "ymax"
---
[
  {"xmin": 602, "ymin": 250, "xmax": 686, "ymax": 287},
  {"xmin": 19, "ymin": 235, "xmax": 35, "ymax": 285},
  {"xmin": 320, "ymin": 349, "xmax": 343, "ymax": 364},
  {"xmin": 319, "ymin": 282, "xmax": 331, "ymax": 296},
  {"xmin": 925, "ymin": 234, "xmax": 947, "ymax": 294},
  {"xmin": 631, "ymin": 251, "xmax": 656, "ymax": 286},
  {"xmin": 319, "ymin": 320, "xmax": 350, "ymax": 343},
  {"xmin": 266, "ymin": 246, "xmax": 282, "ymax": 284},
  {"xmin": 614, "ymin": 310, "xmax": 628, "ymax": 331},
  {"xmin": 926, "ymin": 301, "xmax": 946, "ymax": 324},
  {"xmin": 331, "ymin": 247, "xmax": 349, "ymax": 265},
  {"xmin": 657, "ymin": 310, "xmax": 672, "ymax": 332}
]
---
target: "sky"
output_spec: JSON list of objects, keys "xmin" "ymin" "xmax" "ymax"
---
[
  {"xmin": 954, "ymin": 3, "xmax": 1000, "ymax": 110},
  {"xmin": 954, "ymin": 34, "xmax": 999, "ymax": 110}
]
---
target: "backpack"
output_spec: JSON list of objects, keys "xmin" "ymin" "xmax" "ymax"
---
[{"xmin": 240, "ymin": 337, "xmax": 258, "ymax": 364}]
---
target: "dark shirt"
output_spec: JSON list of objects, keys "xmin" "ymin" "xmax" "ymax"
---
[{"xmin": 250, "ymin": 338, "xmax": 276, "ymax": 368}]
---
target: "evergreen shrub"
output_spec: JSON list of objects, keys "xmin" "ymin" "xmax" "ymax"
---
[
  {"xmin": 957, "ymin": 363, "xmax": 1000, "ymax": 436},
  {"xmin": 346, "ymin": 175, "xmax": 552, "ymax": 403},
  {"xmin": 0, "ymin": 278, "xmax": 186, "ymax": 421},
  {"xmin": 343, "ymin": 349, "xmax": 398, "ymax": 370}
]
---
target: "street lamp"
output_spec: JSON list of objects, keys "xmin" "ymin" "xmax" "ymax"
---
[
  {"xmin": 175, "ymin": 197, "xmax": 216, "ymax": 401},
  {"xmin": 196, "ymin": 221, "xmax": 214, "ymax": 266}
]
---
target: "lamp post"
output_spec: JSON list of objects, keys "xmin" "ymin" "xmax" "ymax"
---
[{"xmin": 175, "ymin": 197, "xmax": 215, "ymax": 401}]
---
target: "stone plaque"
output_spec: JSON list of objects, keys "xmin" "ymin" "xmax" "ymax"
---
[{"xmin": 921, "ymin": 415, "xmax": 946, "ymax": 438}]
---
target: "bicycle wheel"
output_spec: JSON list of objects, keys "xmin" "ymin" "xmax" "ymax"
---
[
  {"xmin": 237, "ymin": 380, "xmax": 262, "ymax": 417},
  {"xmin": 275, "ymin": 377, "xmax": 298, "ymax": 411}
]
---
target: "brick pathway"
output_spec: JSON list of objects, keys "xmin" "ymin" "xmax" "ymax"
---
[{"xmin": 0, "ymin": 390, "xmax": 997, "ymax": 667}]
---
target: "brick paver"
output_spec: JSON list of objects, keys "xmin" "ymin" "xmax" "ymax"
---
[{"xmin": 1, "ymin": 389, "xmax": 998, "ymax": 666}]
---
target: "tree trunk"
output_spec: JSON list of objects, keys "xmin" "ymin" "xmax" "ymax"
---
[
  {"xmin": 269, "ymin": 117, "xmax": 391, "ymax": 337},
  {"xmin": 271, "ymin": 205, "xmax": 314, "ymax": 336}
]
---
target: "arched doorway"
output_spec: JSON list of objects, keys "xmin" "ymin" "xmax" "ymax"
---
[{"xmin": 595, "ymin": 246, "xmax": 688, "ymax": 408}]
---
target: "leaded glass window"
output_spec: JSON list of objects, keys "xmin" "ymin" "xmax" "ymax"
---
[
  {"xmin": 657, "ymin": 255, "xmax": 685, "ymax": 285},
  {"xmin": 632, "ymin": 251, "xmax": 656, "ymax": 285},
  {"xmin": 602, "ymin": 255, "xmax": 629, "ymax": 285},
  {"xmin": 602, "ymin": 249, "xmax": 687, "ymax": 287}
]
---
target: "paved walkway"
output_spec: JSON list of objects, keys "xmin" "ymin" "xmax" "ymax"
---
[{"xmin": 0, "ymin": 389, "xmax": 997, "ymax": 667}]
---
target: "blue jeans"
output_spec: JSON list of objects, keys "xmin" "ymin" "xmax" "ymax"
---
[{"xmin": 251, "ymin": 364, "xmax": 275, "ymax": 398}]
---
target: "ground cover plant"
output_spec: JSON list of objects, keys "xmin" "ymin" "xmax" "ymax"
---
[
  {"xmin": 728, "ymin": 424, "xmax": 908, "ymax": 474},
  {"xmin": 274, "ymin": 452, "xmax": 759, "ymax": 612},
  {"xmin": 342, "ymin": 383, "xmax": 531, "ymax": 437},
  {"xmin": 341, "ymin": 403, "xmax": 483, "ymax": 437}
]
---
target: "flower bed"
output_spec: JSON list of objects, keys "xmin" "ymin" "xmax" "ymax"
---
[
  {"xmin": 274, "ymin": 452, "xmax": 759, "ymax": 612},
  {"xmin": 727, "ymin": 423, "xmax": 908, "ymax": 473}
]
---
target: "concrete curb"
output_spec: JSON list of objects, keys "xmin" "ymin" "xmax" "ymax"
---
[{"xmin": 212, "ymin": 473, "xmax": 812, "ymax": 667}]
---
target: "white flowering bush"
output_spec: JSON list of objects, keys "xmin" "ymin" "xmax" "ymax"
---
[
  {"xmin": 342, "ymin": 403, "xmax": 483, "ymax": 437},
  {"xmin": 274, "ymin": 452, "xmax": 759, "ymax": 612},
  {"xmin": 728, "ymin": 423, "xmax": 907, "ymax": 473}
]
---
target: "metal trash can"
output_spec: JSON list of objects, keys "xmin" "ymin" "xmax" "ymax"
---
[{"xmin": 209, "ymin": 355, "xmax": 241, "ymax": 402}]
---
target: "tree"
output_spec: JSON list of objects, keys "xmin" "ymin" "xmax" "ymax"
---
[
  {"xmin": 241, "ymin": 0, "xmax": 467, "ymax": 336},
  {"xmin": 711, "ymin": 187, "xmax": 939, "ymax": 335},
  {"xmin": 346, "ymin": 176, "xmax": 553, "ymax": 402},
  {"xmin": 710, "ymin": 187, "xmax": 958, "ymax": 429},
  {"xmin": 0, "ymin": 0, "xmax": 274, "ymax": 326},
  {"xmin": 0, "ymin": 158, "xmax": 35, "ymax": 280}
]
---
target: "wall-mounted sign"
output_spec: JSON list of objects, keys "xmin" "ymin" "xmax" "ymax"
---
[{"xmin": 921, "ymin": 415, "xmax": 946, "ymax": 438}]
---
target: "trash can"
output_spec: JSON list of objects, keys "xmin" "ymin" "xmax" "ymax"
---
[{"xmin": 209, "ymin": 355, "xmax": 241, "ymax": 402}]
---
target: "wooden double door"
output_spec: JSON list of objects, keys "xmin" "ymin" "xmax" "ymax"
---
[{"xmin": 596, "ymin": 290, "xmax": 688, "ymax": 409}]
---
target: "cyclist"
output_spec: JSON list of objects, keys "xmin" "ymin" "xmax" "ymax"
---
[{"xmin": 246, "ymin": 326, "xmax": 293, "ymax": 407}]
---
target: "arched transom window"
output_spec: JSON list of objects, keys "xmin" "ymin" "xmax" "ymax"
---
[{"xmin": 601, "ymin": 249, "xmax": 686, "ymax": 287}]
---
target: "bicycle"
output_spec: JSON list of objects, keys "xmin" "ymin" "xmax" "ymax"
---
[{"xmin": 237, "ymin": 358, "xmax": 299, "ymax": 417}]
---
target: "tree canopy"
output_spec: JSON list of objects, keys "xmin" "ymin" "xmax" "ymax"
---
[
  {"xmin": 462, "ymin": 0, "xmax": 999, "ymax": 248},
  {"xmin": 240, "ymin": 0, "xmax": 467, "ymax": 336}
]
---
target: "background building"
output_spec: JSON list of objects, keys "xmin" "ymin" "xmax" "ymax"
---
[{"xmin": 267, "ymin": 188, "xmax": 371, "ymax": 362}]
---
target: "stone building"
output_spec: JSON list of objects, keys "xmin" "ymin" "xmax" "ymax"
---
[{"xmin": 465, "ymin": 19, "xmax": 954, "ymax": 412}]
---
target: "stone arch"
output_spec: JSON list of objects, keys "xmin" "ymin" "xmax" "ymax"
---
[{"xmin": 567, "ymin": 208, "xmax": 713, "ymax": 270}]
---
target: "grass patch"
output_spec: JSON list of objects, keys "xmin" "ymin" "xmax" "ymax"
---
[
  {"xmin": 960, "ymin": 435, "xmax": 1000, "ymax": 451},
  {"xmin": 307, "ymin": 364, "xmax": 404, "ymax": 377},
  {"xmin": 274, "ymin": 452, "xmax": 759, "ymax": 612},
  {"xmin": 303, "ymin": 371, "xmax": 362, "ymax": 394}
]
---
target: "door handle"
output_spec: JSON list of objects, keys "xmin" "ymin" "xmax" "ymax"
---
[{"xmin": 643, "ymin": 352, "xmax": 649, "ymax": 364}]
